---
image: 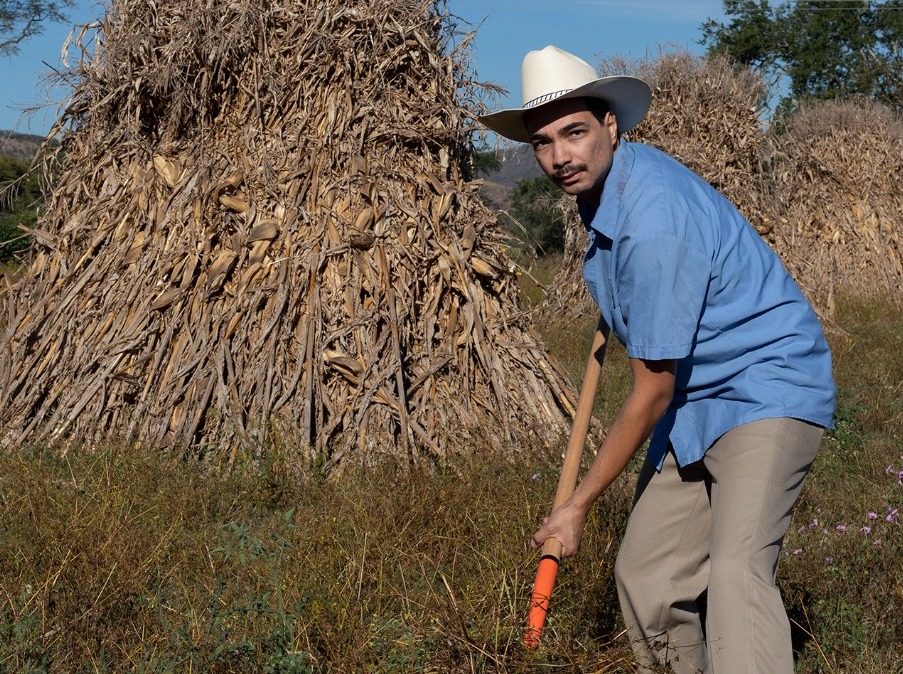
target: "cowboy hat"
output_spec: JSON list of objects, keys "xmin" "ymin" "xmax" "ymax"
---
[{"xmin": 478, "ymin": 45, "xmax": 651, "ymax": 143}]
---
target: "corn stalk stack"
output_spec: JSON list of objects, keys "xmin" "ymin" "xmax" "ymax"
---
[
  {"xmin": 0, "ymin": 0, "xmax": 577, "ymax": 470},
  {"xmin": 768, "ymin": 98, "xmax": 903, "ymax": 314},
  {"xmin": 538, "ymin": 52, "xmax": 771, "ymax": 320},
  {"xmin": 537, "ymin": 51, "xmax": 903, "ymax": 320}
]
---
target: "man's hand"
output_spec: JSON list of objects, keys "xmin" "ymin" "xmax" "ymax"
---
[
  {"xmin": 530, "ymin": 356, "xmax": 677, "ymax": 559},
  {"xmin": 530, "ymin": 497, "xmax": 588, "ymax": 559}
]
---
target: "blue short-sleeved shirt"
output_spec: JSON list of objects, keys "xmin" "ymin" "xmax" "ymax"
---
[{"xmin": 579, "ymin": 141, "xmax": 836, "ymax": 469}]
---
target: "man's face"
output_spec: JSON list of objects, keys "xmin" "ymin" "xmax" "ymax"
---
[{"xmin": 525, "ymin": 97, "xmax": 619, "ymax": 205}]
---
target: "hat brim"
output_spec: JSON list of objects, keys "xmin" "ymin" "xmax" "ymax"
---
[{"xmin": 478, "ymin": 76, "xmax": 651, "ymax": 143}]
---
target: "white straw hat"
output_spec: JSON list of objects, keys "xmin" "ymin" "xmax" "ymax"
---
[{"xmin": 478, "ymin": 45, "xmax": 651, "ymax": 143}]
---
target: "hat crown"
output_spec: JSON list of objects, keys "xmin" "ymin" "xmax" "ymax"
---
[
  {"xmin": 522, "ymin": 46, "xmax": 599, "ymax": 109},
  {"xmin": 477, "ymin": 45, "xmax": 651, "ymax": 143}
]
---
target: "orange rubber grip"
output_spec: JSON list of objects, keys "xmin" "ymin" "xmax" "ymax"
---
[{"xmin": 524, "ymin": 555, "xmax": 560, "ymax": 649}]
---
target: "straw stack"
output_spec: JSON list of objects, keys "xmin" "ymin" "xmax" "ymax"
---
[
  {"xmin": 541, "ymin": 51, "xmax": 769, "ymax": 319},
  {"xmin": 0, "ymin": 0, "xmax": 577, "ymax": 470},
  {"xmin": 768, "ymin": 98, "xmax": 903, "ymax": 312}
]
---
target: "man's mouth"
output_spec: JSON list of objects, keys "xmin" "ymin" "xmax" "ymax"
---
[{"xmin": 555, "ymin": 167, "xmax": 587, "ymax": 185}]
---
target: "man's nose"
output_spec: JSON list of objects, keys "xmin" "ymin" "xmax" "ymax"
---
[{"xmin": 551, "ymin": 142, "xmax": 571, "ymax": 168}]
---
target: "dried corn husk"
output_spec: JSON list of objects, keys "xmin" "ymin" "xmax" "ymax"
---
[
  {"xmin": 0, "ymin": 0, "xmax": 578, "ymax": 471},
  {"xmin": 539, "ymin": 51, "xmax": 770, "ymax": 319},
  {"xmin": 767, "ymin": 99, "xmax": 903, "ymax": 312}
]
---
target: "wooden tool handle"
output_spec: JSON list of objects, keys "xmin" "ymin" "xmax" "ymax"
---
[
  {"xmin": 525, "ymin": 318, "xmax": 607, "ymax": 648},
  {"xmin": 540, "ymin": 321, "xmax": 607, "ymax": 557}
]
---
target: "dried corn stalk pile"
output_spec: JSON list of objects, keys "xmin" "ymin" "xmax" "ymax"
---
[
  {"xmin": 540, "ymin": 51, "xmax": 770, "ymax": 319},
  {"xmin": 0, "ymin": 0, "xmax": 577, "ymax": 469},
  {"xmin": 768, "ymin": 99, "xmax": 903, "ymax": 311},
  {"xmin": 632, "ymin": 52, "xmax": 771, "ymax": 238}
]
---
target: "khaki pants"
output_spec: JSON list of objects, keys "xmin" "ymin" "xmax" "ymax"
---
[{"xmin": 614, "ymin": 418, "xmax": 823, "ymax": 674}]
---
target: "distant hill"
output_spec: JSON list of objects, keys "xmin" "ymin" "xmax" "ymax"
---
[
  {"xmin": 476, "ymin": 143, "xmax": 541, "ymax": 188},
  {"xmin": 475, "ymin": 143, "xmax": 543, "ymax": 211},
  {"xmin": 0, "ymin": 131, "xmax": 48, "ymax": 162}
]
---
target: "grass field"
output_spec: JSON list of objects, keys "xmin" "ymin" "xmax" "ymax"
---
[{"xmin": 1, "ymin": 287, "xmax": 900, "ymax": 673}]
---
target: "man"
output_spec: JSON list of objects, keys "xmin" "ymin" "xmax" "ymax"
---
[{"xmin": 479, "ymin": 46, "xmax": 835, "ymax": 673}]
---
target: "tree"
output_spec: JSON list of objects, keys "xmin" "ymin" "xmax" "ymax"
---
[
  {"xmin": 471, "ymin": 142, "xmax": 501, "ymax": 176},
  {"xmin": 1, "ymin": 0, "xmax": 75, "ymax": 56},
  {"xmin": 701, "ymin": 1, "xmax": 903, "ymax": 113},
  {"xmin": 510, "ymin": 176, "xmax": 566, "ymax": 255},
  {"xmin": 0, "ymin": 155, "xmax": 41, "ymax": 260}
]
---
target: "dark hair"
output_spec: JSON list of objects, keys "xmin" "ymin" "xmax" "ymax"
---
[
  {"xmin": 584, "ymin": 97, "xmax": 611, "ymax": 123},
  {"xmin": 584, "ymin": 97, "xmax": 621, "ymax": 139}
]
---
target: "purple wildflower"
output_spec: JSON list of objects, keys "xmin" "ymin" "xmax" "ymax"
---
[
  {"xmin": 886, "ymin": 508, "xmax": 899, "ymax": 523},
  {"xmin": 836, "ymin": 525, "xmax": 846, "ymax": 533},
  {"xmin": 868, "ymin": 511, "xmax": 878, "ymax": 520},
  {"xmin": 860, "ymin": 526, "xmax": 871, "ymax": 535},
  {"xmin": 792, "ymin": 548, "xmax": 803, "ymax": 555},
  {"xmin": 825, "ymin": 557, "xmax": 833, "ymax": 565}
]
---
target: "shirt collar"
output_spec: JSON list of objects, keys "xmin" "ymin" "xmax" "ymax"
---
[{"xmin": 577, "ymin": 141, "xmax": 634, "ymax": 238}]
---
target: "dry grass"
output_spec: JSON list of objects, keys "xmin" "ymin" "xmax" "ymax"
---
[
  {"xmin": 0, "ymin": 435, "xmax": 635, "ymax": 672},
  {"xmin": 781, "ymin": 295, "xmax": 903, "ymax": 673},
  {"xmin": 1, "ymin": 293, "xmax": 899, "ymax": 673}
]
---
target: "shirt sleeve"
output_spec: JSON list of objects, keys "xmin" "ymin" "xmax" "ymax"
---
[{"xmin": 616, "ymin": 235, "xmax": 710, "ymax": 361}]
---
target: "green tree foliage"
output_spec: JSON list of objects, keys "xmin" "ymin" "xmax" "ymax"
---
[
  {"xmin": 510, "ymin": 176, "xmax": 566, "ymax": 255},
  {"xmin": 701, "ymin": 1, "xmax": 903, "ymax": 112},
  {"xmin": 0, "ymin": 155, "xmax": 41, "ymax": 260},
  {"xmin": 1, "ymin": 0, "xmax": 75, "ymax": 55},
  {"xmin": 471, "ymin": 142, "xmax": 501, "ymax": 176}
]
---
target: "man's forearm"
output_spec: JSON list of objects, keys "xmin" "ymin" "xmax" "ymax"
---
[{"xmin": 568, "ymin": 357, "xmax": 676, "ymax": 514}]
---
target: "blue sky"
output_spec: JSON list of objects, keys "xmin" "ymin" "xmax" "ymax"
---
[{"xmin": 1, "ymin": 0, "xmax": 726, "ymax": 136}]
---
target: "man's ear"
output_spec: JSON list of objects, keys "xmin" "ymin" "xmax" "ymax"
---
[{"xmin": 605, "ymin": 111, "xmax": 620, "ymax": 144}]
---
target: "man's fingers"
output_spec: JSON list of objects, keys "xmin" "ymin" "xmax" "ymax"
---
[
  {"xmin": 531, "ymin": 519, "xmax": 551, "ymax": 549},
  {"xmin": 530, "ymin": 529, "xmax": 545, "ymax": 549}
]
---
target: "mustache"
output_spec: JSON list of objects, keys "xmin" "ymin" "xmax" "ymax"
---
[{"xmin": 553, "ymin": 165, "xmax": 587, "ymax": 181}]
